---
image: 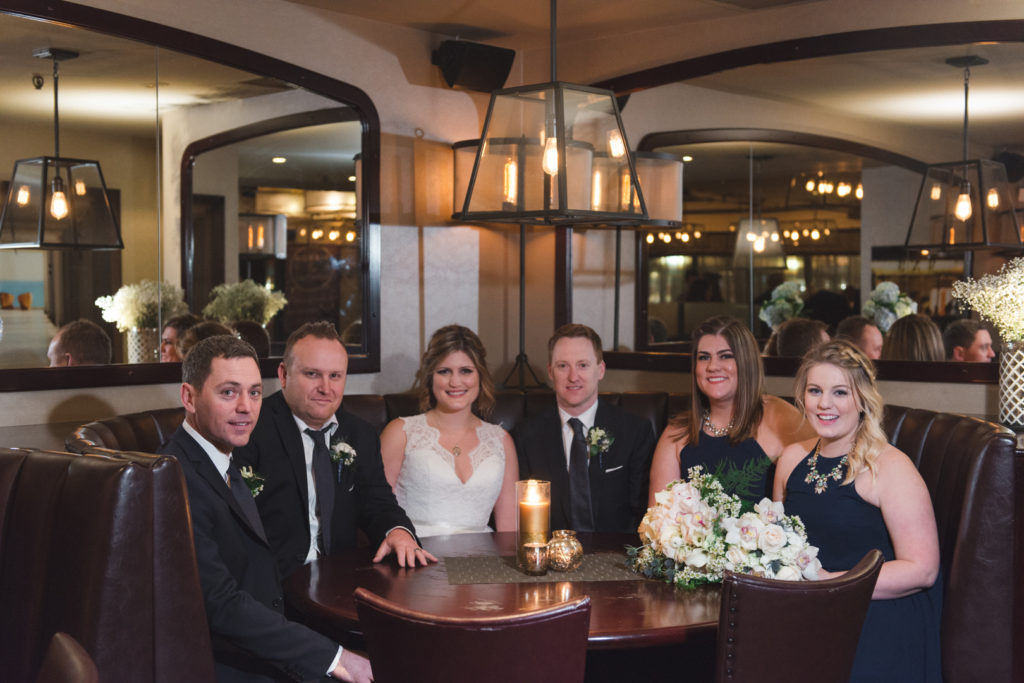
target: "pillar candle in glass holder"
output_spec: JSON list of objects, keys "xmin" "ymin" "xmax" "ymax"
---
[{"xmin": 516, "ymin": 479, "xmax": 550, "ymax": 568}]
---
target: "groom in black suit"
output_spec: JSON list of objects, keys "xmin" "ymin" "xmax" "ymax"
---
[
  {"xmin": 515, "ymin": 324, "xmax": 655, "ymax": 534},
  {"xmin": 235, "ymin": 321, "xmax": 434, "ymax": 581},
  {"xmin": 160, "ymin": 335, "xmax": 371, "ymax": 682}
]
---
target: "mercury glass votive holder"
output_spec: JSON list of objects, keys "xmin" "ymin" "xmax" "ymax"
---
[
  {"xmin": 521, "ymin": 542, "xmax": 549, "ymax": 576},
  {"xmin": 547, "ymin": 529, "xmax": 584, "ymax": 571}
]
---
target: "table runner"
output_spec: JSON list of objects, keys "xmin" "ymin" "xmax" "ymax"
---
[{"xmin": 444, "ymin": 552, "xmax": 645, "ymax": 585}]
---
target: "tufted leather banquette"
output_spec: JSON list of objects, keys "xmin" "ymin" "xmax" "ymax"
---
[
  {"xmin": 65, "ymin": 391, "xmax": 1021, "ymax": 683},
  {"xmin": 0, "ymin": 446, "xmax": 215, "ymax": 682}
]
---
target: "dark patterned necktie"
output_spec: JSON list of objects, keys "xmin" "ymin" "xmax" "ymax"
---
[
  {"xmin": 227, "ymin": 460, "xmax": 266, "ymax": 538},
  {"xmin": 568, "ymin": 417, "xmax": 594, "ymax": 532},
  {"xmin": 305, "ymin": 426, "xmax": 336, "ymax": 555}
]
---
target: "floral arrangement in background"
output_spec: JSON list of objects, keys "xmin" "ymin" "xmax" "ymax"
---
[
  {"xmin": 95, "ymin": 280, "xmax": 188, "ymax": 331},
  {"xmin": 203, "ymin": 279, "xmax": 287, "ymax": 325},
  {"xmin": 952, "ymin": 257, "xmax": 1024, "ymax": 343},
  {"xmin": 627, "ymin": 466, "xmax": 820, "ymax": 589},
  {"xmin": 758, "ymin": 281, "xmax": 805, "ymax": 330},
  {"xmin": 862, "ymin": 281, "xmax": 916, "ymax": 333}
]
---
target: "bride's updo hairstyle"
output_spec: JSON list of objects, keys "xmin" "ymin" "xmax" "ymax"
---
[
  {"xmin": 415, "ymin": 324, "xmax": 496, "ymax": 417},
  {"xmin": 794, "ymin": 340, "xmax": 888, "ymax": 484}
]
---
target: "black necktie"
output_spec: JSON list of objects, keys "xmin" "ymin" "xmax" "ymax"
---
[
  {"xmin": 305, "ymin": 426, "xmax": 335, "ymax": 555},
  {"xmin": 227, "ymin": 461, "xmax": 266, "ymax": 539},
  {"xmin": 568, "ymin": 417, "xmax": 594, "ymax": 532}
]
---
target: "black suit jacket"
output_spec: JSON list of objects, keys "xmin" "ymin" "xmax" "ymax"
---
[
  {"xmin": 160, "ymin": 426, "xmax": 337, "ymax": 682},
  {"xmin": 514, "ymin": 400, "xmax": 655, "ymax": 534},
  {"xmin": 234, "ymin": 390, "xmax": 414, "ymax": 579}
]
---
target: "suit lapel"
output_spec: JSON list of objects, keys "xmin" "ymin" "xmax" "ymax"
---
[
  {"xmin": 178, "ymin": 428, "xmax": 269, "ymax": 544},
  {"xmin": 269, "ymin": 392, "xmax": 310, "ymax": 505}
]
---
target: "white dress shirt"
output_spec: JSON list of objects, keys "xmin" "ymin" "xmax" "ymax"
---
[{"xmin": 557, "ymin": 400, "xmax": 600, "ymax": 469}]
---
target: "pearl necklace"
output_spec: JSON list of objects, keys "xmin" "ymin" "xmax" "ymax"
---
[
  {"xmin": 804, "ymin": 441, "xmax": 848, "ymax": 494},
  {"xmin": 702, "ymin": 412, "xmax": 733, "ymax": 437}
]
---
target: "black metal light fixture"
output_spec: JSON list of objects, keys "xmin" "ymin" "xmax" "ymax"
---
[
  {"xmin": 454, "ymin": 0, "xmax": 648, "ymax": 225},
  {"xmin": 0, "ymin": 48, "xmax": 123, "ymax": 250},
  {"xmin": 905, "ymin": 56, "xmax": 1021, "ymax": 253}
]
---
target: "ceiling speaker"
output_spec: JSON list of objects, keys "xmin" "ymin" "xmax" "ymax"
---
[{"xmin": 432, "ymin": 40, "xmax": 515, "ymax": 92}]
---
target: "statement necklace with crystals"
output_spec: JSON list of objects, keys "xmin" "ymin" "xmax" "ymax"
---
[
  {"xmin": 804, "ymin": 441, "xmax": 848, "ymax": 494},
  {"xmin": 702, "ymin": 411, "xmax": 733, "ymax": 437}
]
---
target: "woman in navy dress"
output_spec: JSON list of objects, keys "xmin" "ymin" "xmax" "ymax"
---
[
  {"xmin": 774, "ymin": 340, "xmax": 942, "ymax": 682},
  {"xmin": 648, "ymin": 316, "xmax": 813, "ymax": 505}
]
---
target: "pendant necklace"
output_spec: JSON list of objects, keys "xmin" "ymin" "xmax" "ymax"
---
[
  {"xmin": 702, "ymin": 411, "xmax": 733, "ymax": 437},
  {"xmin": 804, "ymin": 440, "xmax": 848, "ymax": 494}
]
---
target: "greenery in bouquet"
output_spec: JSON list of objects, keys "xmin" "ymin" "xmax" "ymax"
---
[
  {"xmin": 952, "ymin": 257, "xmax": 1024, "ymax": 343},
  {"xmin": 862, "ymin": 281, "xmax": 916, "ymax": 333},
  {"xmin": 628, "ymin": 466, "xmax": 820, "ymax": 589},
  {"xmin": 203, "ymin": 279, "xmax": 287, "ymax": 325},
  {"xmin": 758, "ymin": 281, "xmax": 804, "ymax": 330},
  {"xmin": 95, "ymin": 280, "xmax": 188, "ymax": 332}
]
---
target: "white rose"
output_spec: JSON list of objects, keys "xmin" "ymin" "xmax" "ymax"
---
[
  {"xmin": 725, "ymin": 546, "xmax": 749, "ymax": 569},
  {"xmin": 774, "ymin": 565, "xmax": 802, "ymax": 581},
  {"xmin": 757, "ymin": 524, "xmax": 788, "ymax": 555},
  {"xmin": 685, "ymin": 548, "xmax": 708, "ymax": 568}
]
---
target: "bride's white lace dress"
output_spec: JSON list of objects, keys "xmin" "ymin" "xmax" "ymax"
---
[{"xmin": 395, "ymin": 413, "xmax": 506, "ymax": 537}]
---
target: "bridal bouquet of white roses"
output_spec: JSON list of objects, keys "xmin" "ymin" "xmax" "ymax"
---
[{"xmin": 628, "ymin": 466, "xmax": 821, "ymax": 589}]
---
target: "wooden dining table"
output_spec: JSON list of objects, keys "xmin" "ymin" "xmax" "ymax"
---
[{"xmin": 283, "ymin": 531, "xmax": 720, "ymax": 652}]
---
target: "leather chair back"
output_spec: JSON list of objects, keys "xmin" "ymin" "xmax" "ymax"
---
[
  {"xmin": 354, "ymin": 587, "xmax": 590, "ymax": 683},
  {"xmin": 34, "ymin": 633, "xmax": 98, "ymax": 683},
  {"xmin": 715, "ymin": 549, "xmax": 883, "ymax": 683},
  {"xmin": 0, "ymin": 447, "xmax": 215, "ymax": 682}
]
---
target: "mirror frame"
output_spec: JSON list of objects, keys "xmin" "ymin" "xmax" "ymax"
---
[
  {"xmin": 588, "ymin": 19, "xmax": 1024, "ymax": 385},
  {"xmin": 180, "ymin": 107, "xmax": 379, "ymax": 371},
  {"xmin": 0, "ymin": 0, "xmax": 381, "ymax": 390}
]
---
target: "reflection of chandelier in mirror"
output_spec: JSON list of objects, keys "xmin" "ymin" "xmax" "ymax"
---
[
  {"xmin": 780, "ymin": 219, "xmax": 838, "ymax": 245},
  {"xmin": 0, "ymin": 48, "xmax": 122, "ymax": 250},
  {"xmin": 793, "ymin": 172, "xmax": 863, "ymax": 202}
]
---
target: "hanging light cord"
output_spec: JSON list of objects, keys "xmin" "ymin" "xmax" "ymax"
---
[
  {"xmin": 52, "ymin": 57, "xmax": 60, "ymax": 158},
  {"xmin": 961, "ymin": 65, "xmax": 972, "ymax": 174},
  {"xmin": 550, "ymin": 0, "xmax": 557, "ymax": 82}
]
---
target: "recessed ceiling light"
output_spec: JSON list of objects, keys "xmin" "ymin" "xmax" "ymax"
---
[
  {"xmin": 348, "ymin": 175, "xmax": 357, "ymax": 182},
  {"xmin": 682, "ymin": 155, "xmax": 693, "ymax": 162},
  {"xmin": 272, "ymin": 156, "xmax": 287, "ymax": 164}
]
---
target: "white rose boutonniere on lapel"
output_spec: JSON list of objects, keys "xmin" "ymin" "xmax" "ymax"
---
[
  {"xmin": 239, "ymin": 466, "xmax": 265, "ymax": 497},
  {"xmin": 329, "ymin": 434, "xmax": 357, "ymax": 481},
  {"xmin": 586, "ymin": 427, "xmax": 614, "ymax": 469}
]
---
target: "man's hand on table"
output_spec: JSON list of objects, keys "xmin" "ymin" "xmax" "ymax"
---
[
  {"xmin": 332, "ymin": 649, "xmax": 373, "ymax": 682},
  {"xmin": 372, "ymin": 528, "xmax": 437, "ymax": 567}
]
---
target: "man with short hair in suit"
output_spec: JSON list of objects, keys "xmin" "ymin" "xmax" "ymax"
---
[
  {"xmin": 514, "ymin": 324, "xmax": 655, "ymax": 534},
  {"xmin": 235, "ymin": 321, "xmax": 435, "ymax": 581},
  {"xmin": 160, "ymin": 335, "xmax": 372, "ymax": 682}
]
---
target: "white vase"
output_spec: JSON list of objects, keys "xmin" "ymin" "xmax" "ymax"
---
[
  {"xmin": 998, "ymin": 341, "xmax": 1024, "ymax": 430},
  {"xmin": 127, "ymin": 327, "xmax": 160, "ymax": 363}
]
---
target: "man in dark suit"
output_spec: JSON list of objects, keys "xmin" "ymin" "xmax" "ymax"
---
[
  {"xmin": 235, "ymin": 321, "xmax": 434, "ymax": 581},
  {"xmin": 514, "ymin": 324, "xmax": 655, "ymax": 534},
  {"xmin": 160, "ymin": 335, "xmax": 371, "ymax": 682}
]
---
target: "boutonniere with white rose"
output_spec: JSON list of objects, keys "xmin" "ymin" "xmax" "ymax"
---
[
  {"xmin": 587, "ymin": 426, "xmax": 614, "ymax": 468},
  {"xmin": 239, "ymin": 466, "xmax": 265, "ymax": 498},
  {"xmin": 329, "ymin": 434, "xmax": 357, "ymax": 480}
]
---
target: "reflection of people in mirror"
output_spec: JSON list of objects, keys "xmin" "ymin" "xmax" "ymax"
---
[
  {"xmin": 880, "ymin": 314, "xmax": 944, "ymax": 362},
  {"xmin": 836, "ymin": 315, "xmax": 883, "ymax": 361},
  {"xmin": 161, "ymin": 313, "xmax": 201, "ymax": 362},
  {"xmin": 942, "ymin": 319, "xmax": 995, "ymax": 362},
  {"xmin": 47, "ymin": 319, "xmax": 111, "ymax": 367}
]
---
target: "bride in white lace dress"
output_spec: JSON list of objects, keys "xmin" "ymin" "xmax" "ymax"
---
[{"xmin": 381, "ymin": 325, "xmax": 518, "ymax": 537}]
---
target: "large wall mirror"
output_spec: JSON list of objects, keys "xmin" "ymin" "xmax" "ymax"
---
[
  {"xmin": 577, "ymin": 24, "xmax": 1024, "ymax": 382},
  {"xmin": 0, "ymin": 0, "xmax": 380, "ymax": 389}
]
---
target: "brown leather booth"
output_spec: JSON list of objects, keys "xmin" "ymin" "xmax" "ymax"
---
[
  {"xmin": 0, "ymin": 447, "xmax": 215, "ymax": 682},
  {"xmin": 66, "ymin": 391, "xmax": 1021, "ymax": 683}
]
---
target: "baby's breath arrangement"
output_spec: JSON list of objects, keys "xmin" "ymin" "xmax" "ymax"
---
[
  {"xmin": 95, "ymin": 280, "xmax": 188, "ymax": 331},
  {"xmin": 203, "ymin": 279, "xmax": 287, "ymax": 325},
  {"xmin": 952, "ymin": 257, "xmax": 1024, "ymax": 342}
]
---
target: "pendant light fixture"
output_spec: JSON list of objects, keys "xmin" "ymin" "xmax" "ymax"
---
[
  {"xmin": 454, "ymin": 0, "xmax": 648, "ymax": 225},
  {"xmin": 904, "ymin": 56, "xmax": 1021, "ymax": 253},
  {"xmin": 0, "ymin": 48, "xmax": 123, "ymax": 250}
]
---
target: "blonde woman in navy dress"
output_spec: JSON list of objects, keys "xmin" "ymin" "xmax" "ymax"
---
[{"xmin": 774, "ymin": 340, "xmax": 941, "ymax": 682}]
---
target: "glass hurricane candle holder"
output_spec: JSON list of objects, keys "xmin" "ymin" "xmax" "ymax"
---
[
  {"xmin": 516, "ymin": 479, "xmax": 550, "ymax": 568},
  {"xmin": 547, "ymin": 529, "xmax": 584, "ymax": 571}
]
